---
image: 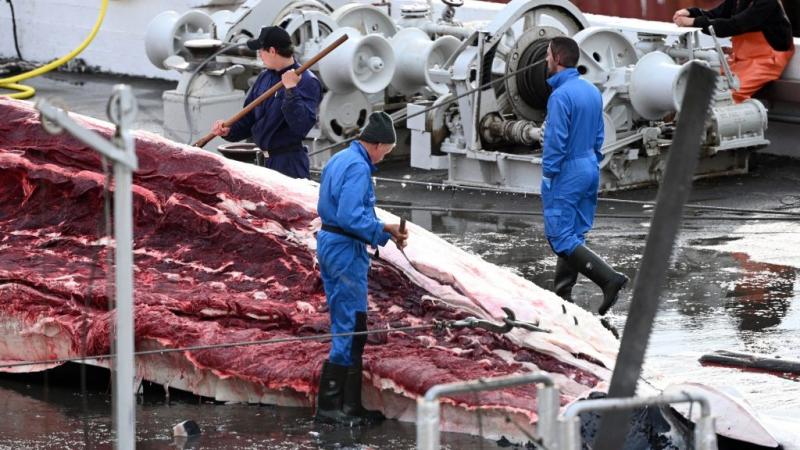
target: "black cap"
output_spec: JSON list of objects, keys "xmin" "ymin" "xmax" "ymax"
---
[
  {"xmin": 359, "ymin": 112, "xmax": 396, "ymax": 144},
  {"xmin": 246, "ymin": 26, "xmax": 292, "ymax": 51}
]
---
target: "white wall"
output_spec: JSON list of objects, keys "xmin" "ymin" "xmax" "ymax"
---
[{"xmin": 0, "ymin": 0, "xmax": 225, "ymax": 80}]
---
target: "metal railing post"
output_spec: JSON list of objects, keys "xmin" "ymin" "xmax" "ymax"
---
[
  {"xmin": 559, "ymin": 392, "xmax": 717, "ymax": 450},
  {"xmin": 694, "ymin": 414, "xmax": 718, "ymax": 450},
  {"xmin": 417, "ymin": 372, "xmax": 555, "ymax": 450},
  {"xmin": 537, "ymin": 384, "xmax": 560, "ymax": 449},
  {"xmin": 36, "ymin": 85, "xmax": 139, "ymax": 450},
  {"xmin": 560, "ymin": 413, "xmax": 582, "ymax": 450}
]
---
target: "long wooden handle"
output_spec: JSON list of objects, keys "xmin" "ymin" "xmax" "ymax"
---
[{"xmin": 193, "ymin": 33, "xmax": 349, "ymax": 148}]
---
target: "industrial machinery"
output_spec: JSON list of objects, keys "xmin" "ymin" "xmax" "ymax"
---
[{"xmin": 144, "ymin": 0, "xmax": 771, "ymax": 193}]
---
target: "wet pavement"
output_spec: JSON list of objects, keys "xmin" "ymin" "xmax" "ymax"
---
[
  {"xmin": 0, "ymin": 366, "xmax": 496, "ymax": 450},
  {"xmin": 1, "ymin": 72, "xmax": 799, "ymax": 448}
]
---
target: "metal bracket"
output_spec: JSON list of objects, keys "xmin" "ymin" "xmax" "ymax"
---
[{"xmin": 447, "ymin": 307, "xmax": 550, "ymax": 334}]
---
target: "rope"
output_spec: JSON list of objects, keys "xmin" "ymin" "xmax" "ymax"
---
[
  {"xmin": 317, "ymin": 173, "xmax": 800, "ymax": 218},
  {"xmin": 0, "ymin": 323, "xmax": 439, "ymax": 370},
  {"xmin": 376, "ymin": 203, "xmax": 800, "ymax": 221},
  {"xmin": 307, "ymin": 58, "xmax": 548, "ymax": 158},
  {"xmin": 77, "ymin": 156, "xmax": 111, "ymax": 442},
  {"xmin": 311, "ymin": 171, "xmax": 800, "ymax": 217},
  {"xmin": 600, "ymin": 197, "xmax": 800, "ymax": 218}
]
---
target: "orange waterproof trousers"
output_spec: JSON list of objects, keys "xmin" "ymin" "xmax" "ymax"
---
[{"xmin": 729, "ymin": 31, "xmax": 795, "ymax": 103}]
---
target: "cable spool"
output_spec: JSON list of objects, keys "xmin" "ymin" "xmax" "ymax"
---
[
  {"xmin": 515, "ymin": 39, "xmax": 552, "ymax": 111},
  {"xmin": 145, "ymin": 10, "xmax": 215, "ymax": 69},
  {"xmin": 390, "ymin": 28, "xmax": 460, "ymax": 95},
  {"xmin": 504, "ymin": 28, "xmax": 562, "ymax": 122},
  {"xmin": 318, "ymin": 27, "xmax": 396, "ymax": 94}
]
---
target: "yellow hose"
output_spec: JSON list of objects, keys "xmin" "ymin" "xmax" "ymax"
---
[{"xmin": 0, "ymin": 0, "xmax": 109, "ymax": 99}]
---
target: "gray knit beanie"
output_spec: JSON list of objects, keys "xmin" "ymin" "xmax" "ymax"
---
[{"xmin": 359, "ymin": 112, "xmax": 396, "ymax": 144}]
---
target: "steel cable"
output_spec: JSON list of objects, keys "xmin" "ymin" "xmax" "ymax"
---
[
  {"xmin": 308, "ymin": 173, "xmax": 800, "ymax": 218},
  {"xmin": 0, "ymin": 324, "xmax": 439, "ymax": 370},
  {"xmin": 375, "ymin": 203, "xmax": 800, "ymax": 221}
]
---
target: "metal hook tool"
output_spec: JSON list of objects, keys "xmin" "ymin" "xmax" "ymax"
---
[
  {"xmin": 500, "ymin": 307, "xmax": 551, "ymax": 333},
  {"xmin": 448, "ymin": 308, "xmax": 550, "ymax": 334}
]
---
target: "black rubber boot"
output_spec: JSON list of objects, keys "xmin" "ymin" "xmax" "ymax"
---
[
  {"xmin": 566, "ymin": 245, "xmax": 629, "ymax": 316},
  {"xmin": 553, "ymin": 256, "xmax": 579, "ymax": 302},
  {"xmin": 342, "ymin": 365, "xmax": 386, "ymax": 422},
  {"xmin": 314, "ymin": 360, "xmax": 364, "ymax": 426},
  {"xmin": 342, "ymin": 312, "xmax": 385, "ymax": 422}
]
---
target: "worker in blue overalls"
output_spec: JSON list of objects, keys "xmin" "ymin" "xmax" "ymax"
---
[
  {"xmin": 314, "ymin": 112, "xmax": 408, "ymax": 425},
  {"xmin": 541, "ymin": 36, "xmax": 629, "ymax": 316},
  {"xmin": 212, "ymin": 26, "xmax": 321, "ymax": 179}
]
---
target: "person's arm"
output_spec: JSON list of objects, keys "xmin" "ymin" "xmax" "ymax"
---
[
  {"xmin": 335, "ymin": 163, "xmax": 392, "ymax": 247},
  {"xmin": 281, "ymin": 73, "xmax": 322, "ymax": 137},
  {"xmin": 542, "ymin": 92, "xmax": 571, "ymax": 180},
  {"xmin": 693, "ymin": 0, "xmax": 776, "ymax": 37}
]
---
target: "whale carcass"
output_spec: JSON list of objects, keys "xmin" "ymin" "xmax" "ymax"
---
[{"xmin": 0, "ymin": 98, "xmax": 618, "ymax": 442}]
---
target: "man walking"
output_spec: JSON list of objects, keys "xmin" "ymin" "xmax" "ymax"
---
[
  {"xmin": 542, "ymin": 36, "xmax": 628, "ymax": 316},
  {"xmin": 314, "ymin": 112, "xmax": 408, "ymax": 425},
  {"xmin": 212, "ymin": 26, "xmax": 321, "ymax": 178}
]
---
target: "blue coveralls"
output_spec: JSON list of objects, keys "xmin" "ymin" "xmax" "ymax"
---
[
  {"xmin": 541, "ymin": 68, "xmax": 605, "ymax": 257},
  {"xmin": 316, "ymin": 141, "xmax": 392, "ymax": 367},
  {"xmin": 225, "ymin": 62, "xmax": 322, "ymax": 179}
]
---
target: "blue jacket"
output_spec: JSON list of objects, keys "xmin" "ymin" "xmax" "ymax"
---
[
  {"xmin": 542, "ymin": 68, "xmax": 604, "ymax": 179},
  {"xmin": 317, "ymin": 141, "xmax": 392, "ymax": 248},
  {"xmin": 226, "ymin": 62, "xmax": 322, "ymax": 150}
]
